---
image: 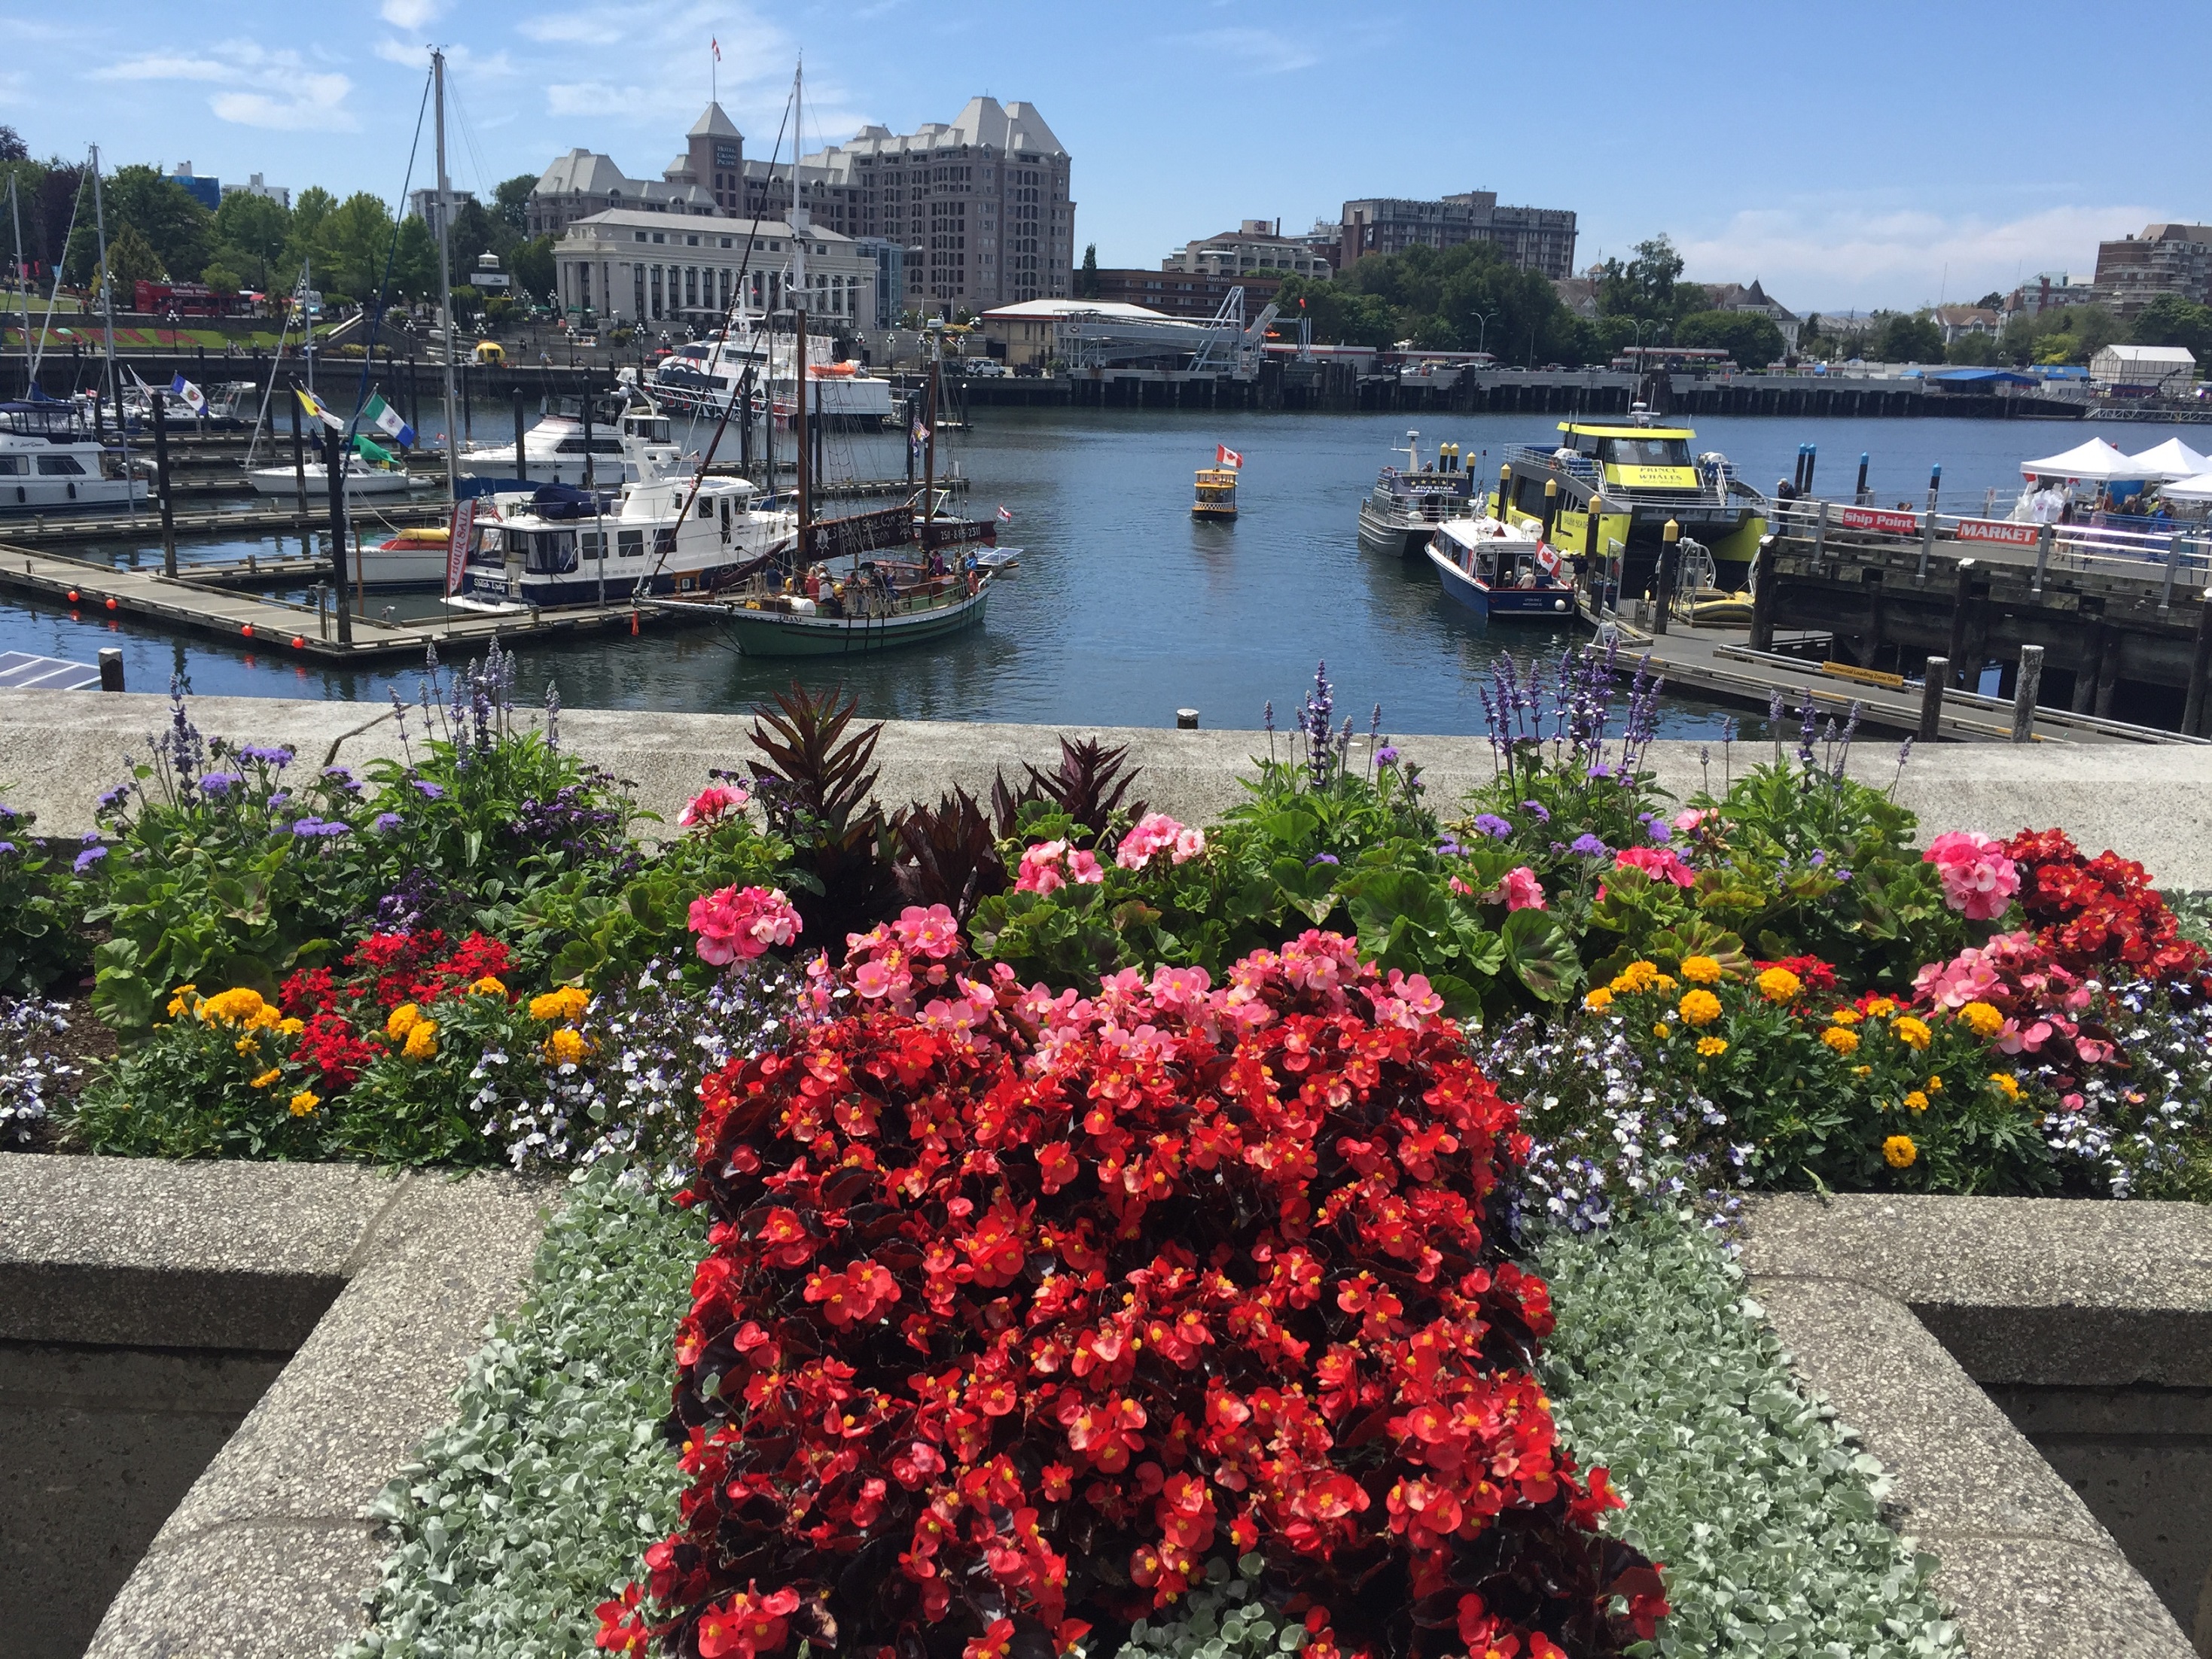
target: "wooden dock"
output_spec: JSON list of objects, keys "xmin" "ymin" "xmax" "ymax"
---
[
  {"xmin": 0, "ymin": 501, "xmax": 449, "ymax": 546},
  {"xmin": 0, "ymin": 543, "xmax": 704, "ymax": 662}
]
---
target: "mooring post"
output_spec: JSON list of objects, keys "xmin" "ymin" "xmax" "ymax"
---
[
  {"xmin": 1811, "ymin": 498, "xmax": 1830, "ymax": 571},
  {"xmin": 2011, "ymin": 644, "xmax": 2044, "ymax": 743},
  {"xmin": 290, "ymin": 391, "xmax": 306, "ymax": 518},
  {"xmin": 2161, "ymin": 535, "xmax": 2180, "ymax": 614},
  {"xmin": 326, "ymin": 434, "xmax": 352, "ymax": 646},
  {"xmin": 2185, "ymin": 592, "xmax": 2212, "ymax": 738},
  {"xmin": 1919, "ymin": 656, "xmax": 1948, "ymax": 741},
  {"xmin": 2033, "ymin": 521, "xmax": 2052, "ymax": 595},
  {"xmin": 97, "ymin": 647, "xmax": 123, "ymax": 692},
  {"xmin": 150, "ymin": 394, "xmax": 177, "ymax": 580},
  {"xmin": 1748, "ymin": 538, "xmax": 1775, "ymax": 651},
  {"xmin": 1854, "ymin": 451, "xmax": 1869, "ymax": 504},
  {"xmin": 1917, "ymin": 503, "xmax": 1937, "ymax": 585},
  {"xmin": 1653, "ymin": 518, "xmax": 1679, "ymax": 635},
  {"xmin": 513, "ymin": 387, "xmax": 529, "ymax": 485},
  {"xmin": 1945, "ymin": 559, "xmax": 1976, "ymax": 687}
]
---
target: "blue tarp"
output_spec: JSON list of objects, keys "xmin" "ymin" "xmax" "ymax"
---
[{"xmin": 1931, "ymin": 368, "xmax": 2038, "ymax": 386}]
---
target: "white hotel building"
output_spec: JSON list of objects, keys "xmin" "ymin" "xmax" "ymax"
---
[{"xmin": 551, "ymin": 209, "xmax": 879, "ymax": 333}]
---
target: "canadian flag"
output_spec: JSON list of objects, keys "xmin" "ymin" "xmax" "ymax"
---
[
  {"xmin": 1216, "ymin": 443, "xmax": 1242, "ymax": 469},
  {"xmin": 996, "ymin": 504, "xmax": 1013, "ymax": 522}
]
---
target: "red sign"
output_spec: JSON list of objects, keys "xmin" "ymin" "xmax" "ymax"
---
[
  {"xmin": 1839, "ymin": 506, "xmax": 1921, "ymax": 535},
  {"xmin": 445, "ymin": 498, "xmax": 477, "ymax": 595},
  {"xmin": 1955, "ymin": 517, "xmax": 2040, "ymax": 547}
]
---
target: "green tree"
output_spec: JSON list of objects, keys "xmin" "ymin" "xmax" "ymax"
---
[
  {"xmin": 103, "ymin": 163, "xmax": 212, "ymax": 280},
  {"xmin": 1944, "ymin": 331, "xmax": 2000, "ymax": 366},
  {"xmin": 0, "ymin": 126, "xmax": 25, "ymax": 163},
  {"xmin": 509, "ymin": 233, "xmax": 555, "ymax": 305},
  {"xmin": 213, "ymin": 188, "xmax": 291, "ymax": 292},
  {"xmin": 1872, "ymin": 311, "xmax": 1942, "ymax": 363},
  {"xmin": 1077, "ymin": 242, "xmax": 1099, "ymax": 299},
  {"xmin": 201, "ymin": 263, "xmax": 241, "ymax": 297},
  {"xmin": 1596, "ymin": 235, "xmax": 1687, "ymax": 325},
  {"xmin": 1975, "ymin": 291, "xmax": 2005, "ymax": 309},
  {"xmin": 445, "ymin": 197, "xmax": 501, "ymax": 282},
  {"xmin": 283, "ymin": 186, "xmax": 337, "ymax": 285},
  {"xmin": 1673, "ymin": 308, "xmax": 1784, "ymax": 367},
  {"xmin": 316, "ymin": 191, "xmax": 399, "ymax": 303},
  {"xmin": 392, "ymin": 214, "xmax": 438, "ymax": 300},
  {"xmin": 2131, "ymin": 293, "xmax": 2212, "ymax": 362},
  {"xmin": 493, "ymin": 172, "xmax": 538, "ymax": 233},
  {"xmin": 101, "ymin": 221, "xmax": 164, "ymax": 301}
]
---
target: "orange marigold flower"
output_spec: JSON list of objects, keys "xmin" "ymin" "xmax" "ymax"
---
[
  {"xmin": 1680, "ymin": 954, "xmax": 1724, "ymax": 985},
  {"xmin": 1821, "ymin": 1026, "xmax": 1860, "ymax": 1055},
  {"xmin": 1958, "ymin": 1000, "xmax": 2003, "ymax": 1038},
  {"xmin": 1678, "ymin": 988, "xmax": 1722, "ymax": 1027},
  {"xmin": 1756, "ymin": 966, "xmax": 1802, "ymax": 1004},
  {"xmin": 1884, "ymin": 1134, "xmax": 1918, "ymax": 1168}
]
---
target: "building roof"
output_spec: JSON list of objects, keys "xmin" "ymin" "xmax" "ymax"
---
[
  {"xmin": 1707, "ymin": 279, "xmax": 1797, "ymax": 322},
  {"xmin": 689, "ymin": 102, "xmax": 742, "ymax": 139},
  {"xmin": 834, "ymin": 96, "xmax": 1068, "ymax": 160},
  {"xmin": 2093, "ymin": 343, "xmax": 2196, "ymax": 364},
  {"xmin": 555, "ymin": 208, "xmax": 856, "ymax": 245},
  {"xmin": 982, "ymin": 298, "xmax": 1176, "ymax": 323},
  {"xmin": 537, "ymin": 148, "xmax": 635, "ymax": 196}
]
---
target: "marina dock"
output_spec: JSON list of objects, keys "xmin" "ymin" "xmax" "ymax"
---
[
  {"xmin": 0, "ymin": 501, "xmax": 449, "ymax": 546},
  {"xmin": 0, "ymin": 543, "xmax": 702, "ymax": 662}
]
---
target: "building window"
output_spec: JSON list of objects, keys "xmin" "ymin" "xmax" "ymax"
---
[
  {"xmin": 685, "ymin": 267, "xmax": 699, "ymax": 309},
  {"xmin": 578, "ymin": 263, "xmax": 591, "ymax": 309},
  {"xmin": 650, "ymin": 265, "xmax": 663, "ymax": 319},
  {"xmin": 634, "ymin": 264, "xmax": 646, "ymax": 318},
  {"xmin": 634, "ymin": 230, "xmax": 647, "ymax": 243}
]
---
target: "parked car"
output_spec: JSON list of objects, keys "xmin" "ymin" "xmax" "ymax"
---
[{"xmin": 962, "ymin": 359, "xmax": 1007, "ymax": 377}]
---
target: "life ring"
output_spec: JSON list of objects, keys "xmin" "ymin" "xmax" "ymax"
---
[{"xmin": 966, "ymin": 570, "xmax": 980, "ymax": 597}]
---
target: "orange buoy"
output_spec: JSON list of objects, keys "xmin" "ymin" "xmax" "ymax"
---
[
  {"xmin": 241, "ymin": 623, "xmax": 254, "ymax": 639},
  {"xmin": 105, "ymin": 597, "xmax": 117, "ymax": 610},
  {"xmin": 291, "ymin": 635, "xmax": 306, "ymax": 650},
  {"xmin": 66, "ymin": 589, "xmax": 79, "ymax": 602},
  {"xmin": 630, "ymin": 608, "xmax": 639, "ymax": 637}
]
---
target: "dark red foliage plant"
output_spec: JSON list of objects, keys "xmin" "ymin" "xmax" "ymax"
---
[{"xmin": 599, "ymin": 922, "xmax": 1663, "ymax": 1659}]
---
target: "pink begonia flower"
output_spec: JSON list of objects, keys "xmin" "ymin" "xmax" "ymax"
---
[
  {"xmin": 1924, "ymin": 830, "xmax": 2021, "ymax": 921},
  {"xmin": 894, "ymin": 903, "xmax": 962, "ymax": 960},
  {"xmin": 1482, "ymin": 866, "xmax": 1547, "ymax": 911},
  {"xmin": 1613, "ymin": 845, "xmax": 1696, "ymax": 888},
  {"xmin": 678, "ymin": 784, "xmax": 749, "ymax": 829},
  {"xmin": 687, "ymin": 884, "xmax": 800, "ymax": 965}
]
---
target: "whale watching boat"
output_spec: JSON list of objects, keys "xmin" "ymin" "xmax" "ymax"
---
[
  {"xmin": 1425, "ymin": 516, "xmax": 1575, "ymax": 621},
  {"xmin": 1356, "ymin": 430, "xmax": 1474, "ymax": 557},
  {"xmin": 1488, "ymin": 410, "xmax": 1766, "ymax": 592}
]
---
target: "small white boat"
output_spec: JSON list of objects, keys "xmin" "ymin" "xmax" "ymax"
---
[
  {"xmin": 653, "ymin": 318, "xmax": 896, "ymax": 425},
  {"xmin": 0, "ymin": 395, "xmax": 148, "ymax": 513},
  {"xmin": 248, "ymin": 459, "xmax": 435, "ymax": 501},
  {"xmin": 970, "ymin": 546, "xmax": 1021, "ymax": 574},
  {"xmin": 357, "ymin": 525, "xmax": 452, "ymax": 588},
  {"xmin": 456, "ymin": 409, "xmax": 632, "ymax": 489}
]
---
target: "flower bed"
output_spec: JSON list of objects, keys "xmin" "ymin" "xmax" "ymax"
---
[{"xmin": 13, "ymin": 650, "xmax": 2212, "ymax": 1659}]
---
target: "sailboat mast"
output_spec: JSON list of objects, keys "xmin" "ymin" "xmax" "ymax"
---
[
  {"xmin": 89, "ymin": 145, "xmax": 117, "ymax": 411},
  {"xmin": 922, "ymin": 334, "xmax": 937, "ymax": 554},
  {"xmin": 795, "ymin": 304, "xmax": 809, "ymax": 563},
  {"xmin": 8, "ymin": 175, "xmax": 33, "ymax": 397},
  {"xmin": 432, "ymin": 49, "xmax": 459, "ymax": 505}
]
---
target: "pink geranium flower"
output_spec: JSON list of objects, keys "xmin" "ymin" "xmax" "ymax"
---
[
  {"xmin": 1481, "ymin": 866, "xmax": 1547, "ymax": 911},
  {"xmin": 1613, "ymin": 846, "xmax": 1696, "ymax": 888},
  {"xmin": 1924, "ymin": 830, "xmax": 2021, "ymax": 921},
  {"xmin": 678, "ymin": 784, "xmax": 749, "ymax": 829},
  {"xmin": 1116, "ymin": 813, "xmax": 1206, "ymax": 870}
]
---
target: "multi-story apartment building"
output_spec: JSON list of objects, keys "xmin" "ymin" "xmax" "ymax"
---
[
  {"xmin": 2094, "ymin": 223, "xmax": 2212, "ymax": 316},
  {"xmin": 1092, "ymin": 267, "xmax": 1282, "ymax": 320},
  {"xmin": 1163, "ymin": 221, "xmax": 1333, "ymax": 280},
  {"xmin": 1338, "ymin": 190, "xmax": 1578, "ymax": 282}
]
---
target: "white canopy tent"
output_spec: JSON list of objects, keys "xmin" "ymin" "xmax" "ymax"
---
[
  {"xmin": 2162, "ymin": 471, "xmax": 2212, "ymax": 504},
  {"xmin": 2019, "ymin": 437, "xmax": 2143, "ymax": 482},
  {"xmin": 2126, "ymin": 437, "xmax": 2212, "ymax": 480}
]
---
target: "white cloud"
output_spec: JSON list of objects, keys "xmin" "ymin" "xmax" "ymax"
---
[
  {"xmin": 96, "ymin": 41, "xmax": 358, "ymax": 132},
  {"xmin": 1674, "ymin": 202, "xmax": 2161, "ymax": 312},
  {"xmin": 1170, "ymin": 27, "xmax": 1319, "ymax": 76},
  {"xmin": 379, "ymin": 0, "xmax": 441, "ymax": 26},
  {"xmin": 372, "ymin": 38, "xmax": 516, "ymax": 77},
  {"xmin": 547, "ymin": 81, "xmax": 657, "ymax": 117}
]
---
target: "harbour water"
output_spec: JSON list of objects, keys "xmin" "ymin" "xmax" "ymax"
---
[{"xmin": 1, "ymin": 407, "xmax": 2204, "ymax": 738}]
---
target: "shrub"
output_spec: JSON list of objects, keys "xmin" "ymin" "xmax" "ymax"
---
[{"xmin": 605, "ymin": 929, "xmax": 1665, "ymax": 1659}]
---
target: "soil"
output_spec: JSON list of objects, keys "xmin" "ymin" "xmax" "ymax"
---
[{"xmin": 11, "ymin": 985, "xmax": 114, "ymax": 1154}]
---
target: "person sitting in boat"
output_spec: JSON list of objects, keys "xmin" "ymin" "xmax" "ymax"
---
[
  {"xmin": 803, "ymin": 565, "xmax": 823, "ymax": 601},
  {"xmin": 1516, "ymin": 565, "xmax": 1539, "ymax": 589},
  {"xmin": 927, "ymin": 547, "xmax": 948, "ymax": 579}
]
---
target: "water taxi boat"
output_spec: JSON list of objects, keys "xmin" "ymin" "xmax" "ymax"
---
[
  {"xmin": 0, "ymin": 394, "xmax": 147, "ymax": 513},
  {"xmin": 1488, "ymin": 413, "xmax": 1766, "ymax": 592},
  {"xmin": 1425, "ymin": 516, "xmax": 1575, "ymax": 621},
  {"xmin": 1193, "ymin": 467, "xmax": 1239, "ymax": 520},
  {"xmin": 1355, "ymin": 430, "xmax": 1473, "ymax": 557}
]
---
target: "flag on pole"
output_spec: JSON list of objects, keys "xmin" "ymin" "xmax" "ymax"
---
[
  {"xmin": 1217, "ymin": 443, "xmax": 1243, "ymax": 469},
  {"xmin": 169, "ymin": 373, "xmax": 206, "ymax": 419},
  {"xmin": 295, "ymin": 388, "xmax": 346, "ymax": 433},
  {"xmin": 996, "ymin": 504, "xmax": 1013, "ymax": 522},
  {"xmin": 362, "ymin": 391, "xmax": 416, "ymax": 449},
  {"xmin": 912, "ymin": 422, "xmax": 931, "ymax": 446},
  {"xmin": 711, "ymin": 37, "xmax": 721, "ymax": 59}
]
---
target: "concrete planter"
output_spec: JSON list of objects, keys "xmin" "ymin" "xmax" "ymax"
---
[{"xmin": 0, "ymin": 1154, "xmax": 547, "ymax": 1659}]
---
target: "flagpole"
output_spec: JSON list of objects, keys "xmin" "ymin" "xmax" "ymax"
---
[{"xmin": 89, "ymin": 144, "xmax": 136, "ymax": 520}]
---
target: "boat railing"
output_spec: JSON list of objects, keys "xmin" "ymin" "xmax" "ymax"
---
[{"xmin": 1504, "ymin": 444, "xmax": 1599, "ymax": 477}]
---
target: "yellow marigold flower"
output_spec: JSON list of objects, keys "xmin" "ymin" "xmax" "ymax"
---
[
  {"xmin": 1903, "ymin": 1091, "xmax": 1930, "ymax": 1113},
  {"xmin": 1679, "ymin": 988, "xmax": 1723, "ymax": 1027},
  {"xmin": 545, "ymin": 1027, "xmax": 590, "ymax": 1066},
  {"xmin": 1990, "ymin": 1071, "xmax": 2022, "ymax": 1100},
  {"xmin": 166, "ymin": 983, "xmax": 200, "ymax": 1018},
  {"xmin": 1680, "ymin": 955, "xmax": 1723, "ymax": 985},
  {"xmin": 528, "ymin": 985, "xmax": 590, "ymax": 1022},
  {"xmin": 1696, "ymin": 1036, "xmax": 1729, "ymax": 1058},
  {"xmin": 1583, "ymin": 986, "xmax": 1614, "ymax": 1012},
  {"xmin": 1653, "ymin": 1022, "xmax": 1671, "ymax": 1040},
  {"xmin": 1853, "ymin": 1064, "xmax": 1873, "ymax": 1076},
  {"xmin": 1653, "ymin": 974, "xmax": 1678, "ymax": 994},
  {"xmin": 386, "ymin": 1002, "xmax": 423, "ymax": 1040},
  {"xmin": 1865, "ymin": 997, "xmax": 1898, "ymax": 1018},
  {"xmin": 1958, "ymin": 1001, "xmax": 2004, "ymax": 1039},
  {"xmin": 1892, "ymin": 1015, "xmax": 1933, "ymax": 1051},
  {"xmin": 1756, "ymin": 966, "xmax": 1802, "ymax": 1005},
  {"xmin": 402, "ymin": 1020, "xmax": 439, "ymax": 1061},
  {"xmin": 235, "ymin": 1035, "xmax": 261, "ymax": 1057},
  {"xmin": 1883, "ymin": 1134, "xmax": 1918, "ymax": 1169},
  {"xmin": 250, "ymin": 1067, "xmax": 282, "ymax": 1089},
  {"xmin": 1829, "ymin": 1007, "xmax": 1862, "ymax": 1025},
  {"xmin": 471, "ymin": 976, "xmax": 507, "ymax": 997},
  {"xmin": 200, "ymin": 987, "xmax": 270, "ymax": 1027},
  {"xmin": 279, "ymin": 1017, "xmax": 304, "ymax": 1036},
  {"xmin": 288, "ymin": 1090, "xmax": 320, "ymax": 1118},
  {"xmin": 1821, "ymin": 1025, "xmax": 1861, "ymax": 1055},
  {"xmin": 1926, "ymin": 1074, "xmax": 1943, "ymax": 1093}
]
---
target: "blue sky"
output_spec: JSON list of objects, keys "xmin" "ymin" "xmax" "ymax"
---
[{"xmin": 4, "ymin": 0, "xmax": 2204, "ymax": 314}]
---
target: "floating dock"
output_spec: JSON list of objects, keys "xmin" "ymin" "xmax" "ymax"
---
[
  {"xmin": 0, "ymin": 543, "xmax": 703, "ymax": 662},
  {"xmin": 0, "ymin": 501, "xmax": 449, "ymax": 546}
]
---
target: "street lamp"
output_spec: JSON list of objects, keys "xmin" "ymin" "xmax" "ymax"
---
[{"xmin": 1473, "ymin": 309, "xmax": 1498, "ymax": 359}]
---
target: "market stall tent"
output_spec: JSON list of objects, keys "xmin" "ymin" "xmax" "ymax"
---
[
  {"xmin": 2125, "ymin": 437, "xmax": 2212, "ymax": 480},
  {"xmin": 2162, "ymin": 470, "xmax": 2212, "ymax": 504},
  {"xmin": 2019, "ymin": 437, "xmax": 2143, "ymax": 481}
]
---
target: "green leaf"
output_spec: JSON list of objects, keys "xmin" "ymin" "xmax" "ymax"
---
[{"xmin": 1501, "ymin": 908, "xmax": 1578, "ymax": 1002}]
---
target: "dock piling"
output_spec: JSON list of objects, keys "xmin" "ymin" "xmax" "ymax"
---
[
  {"xmin": 1917, "ymin": 509, "xmax": 1937, "ymax": 585},
  {"xmin": 2032, "ymin": 522, "xmax": 2052, "ymax": 595},
  {"xmin": 1918, "ymin": 659, "xmax": 1948, "ymax": 742},
  {"xmin": 150, "ymin": 396, "xmax": 177, "ymax": 580},
  {"xmin": 2011, "ymin": 646, "xmax": 2044, "ymax": 744},
  {"xmin": 1811, "ymin": 498, "xmax": 1830, "ymax": 571},
  {"xmin": 290, "ymin": 394, "xmax": 306, "ymax": 516},
  {"xmin": 1748, "ymin": 539, "xmax": 1775, "ymax": 651},
  {"xmin": 324, "ymin": 442, "xmax": 352, "ymax": 646},
  {"xmin": 1653, "ymin": 518, "xmax": 1679, "ymax": 635},
  {"xmin": 97, "ymin": 647, "xmax": 123, "ymax": 693},
  {"xmin": 2161, "ymin": 540, "xmax": 2181, "ymax": 615},
  {"xmin": 513, "ymin": 389, "xmax": 529, "ymax": 485},
  {"xmin": 2186, "ymin": 595, "xmax": 2212, "ymax": 738},
  {"xmin": 1945, "ymin": 560, "xmax": 1977, "ymax": 687}
]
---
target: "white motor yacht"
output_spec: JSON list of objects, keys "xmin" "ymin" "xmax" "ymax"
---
[
  {"xmin": 0, "ymin": 395, "xmax": 148, "ymax": 513},
  {"xmin": 651, "ymin": 317, "xmax": 894, "ymax": 425}
]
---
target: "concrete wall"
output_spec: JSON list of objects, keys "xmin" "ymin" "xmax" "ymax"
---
[{"xmin": 6, "ymin": 689, "xmax": 2212, "ymax": 890}]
